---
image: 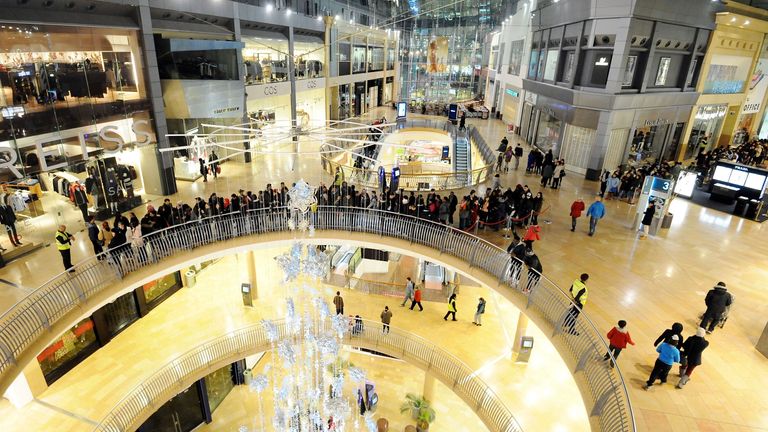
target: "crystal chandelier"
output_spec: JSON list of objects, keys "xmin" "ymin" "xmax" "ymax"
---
[{"xmin": 242, "ymin": 242, "xmax": 378, "ymax": 432}]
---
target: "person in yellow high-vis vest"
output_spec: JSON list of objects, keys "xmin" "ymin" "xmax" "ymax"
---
[
  {"xmin": 55, "ymin": 225, "xmax": 75, "ymax": 272},
  {"xmin": 564, "ymin": 273, "xmax": 589, "ymax": 335}
]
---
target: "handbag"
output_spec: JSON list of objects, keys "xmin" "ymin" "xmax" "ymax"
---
[{"xmin": 216, "ymin": 166, "xmax": 221, "ymax": 174}]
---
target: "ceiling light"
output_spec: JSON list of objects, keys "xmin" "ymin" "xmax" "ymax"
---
[
  {"xmin": 266, "ymin": 3, "xmax": 272, "ymax": 12},
  {"xmin": 286, "ymin": 8, "xmax": 291, "ymax": 15},
  {"xmin": 317, "ymin": 15, "xmax": 322, "ymax": 21},
  {"xmin": 334, "ymin": 14, "xmax": 340, "ymax": 20},
  {"xmin": 744, "ymin": 20, "xmax": 750, "ymax": 25}
]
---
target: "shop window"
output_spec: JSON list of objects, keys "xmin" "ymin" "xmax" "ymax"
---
[
  {"xmin": 686, "ymin": 58, "xmax": 699, "ymax": 88},
  {"xmin": 528, "ymin": 49, "xmax": 539, "ymax": 79},
  {"xmin": 156, "ymin": 46, "xmax": 239, "ymax": 81},
  {"xmin": 37, "ymin": 318, "xmax": 99, "ymax": 385},
  {"xmin": 508, "ymin": 40, "xmax": 524, "ymax": 76},
  {"xmin": 369, "ymin": 47, "xmax": 384, "ymax": 71},
  {"xmin": 387, "ymin": 48, "xmax": 395, "ymax": 70},
  {"xmin": 352, "ymin": 46, "xmax": 367, "ymax": 73},
  {"xmin": 205, "ymin": 364, "xmax": 236, "ymax": 413},
  {"xmin": 339, "ymin": 43, "xmax": 351, "ymax": 75},
  {"xmin": 588, "ymin": 52, "xmax": 612, "ymax": 87},
  {"xmin": 623, "ymin": 55, "xmax": 637, "ymax": 87},
  {"xmin": 543, "ymin": 48, "xmax": 558, "ymax": 81},
  {"xmin": 143, "ymin": 271, "xmax": 182, "ymax": 308},
  {"xmin": 655, "ymin": 57, "xmax": 671, "ymax": 86},
  {"xmin": 101, "ymin": 291, "xmax": 140, "ymax": 338},
  {"xmin": 561, "ymin": 52, "xmax": 575, "ymax": 83},
  {"xmin": 703, "ymin": 54, "xmax": 752, "ymax": 94},
  {"xmin": 536, "ymin": 50, "xmax": 546, "ymax": 80}
]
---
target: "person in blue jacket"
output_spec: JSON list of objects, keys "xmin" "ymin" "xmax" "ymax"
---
[
  {"xmin": 643, "ymin": 334, "xmax": 681, "ymax": 390},
  {"xmin": 586, "ymin": 196, "xmax": 606, "ymax": 237}
]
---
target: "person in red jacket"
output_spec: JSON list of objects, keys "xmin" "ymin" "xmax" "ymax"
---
[
  {"xmin": 522, "ymin": 224, "xmax": 541, "ymax": 249},
  {"xmin": 409, "ymin": 285, "xmax": 423, "ymax": 311},
  {"xmin": 603, "ymin": 320, "xmax": 635, "ymax": 368},
  {"xmin": 569, "ymin": 198, "xmax": 586, "ymax": 232}
]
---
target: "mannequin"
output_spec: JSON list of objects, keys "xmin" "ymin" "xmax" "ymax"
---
[
  {"xmin": 106, "ymin": 168, "xmax": 119, "ymax": 213},
  {"xmin": 118, "ymin": 165, "xmax": 134, "ymax": 199},
  {"xmin": 0, "ymin": 197, "xmax": 20, "ymax": 247}
]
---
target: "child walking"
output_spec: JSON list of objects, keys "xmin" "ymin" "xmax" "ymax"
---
[{"xmin": 603, "ymin": 320, "xmax": 635, "ymax": 368}]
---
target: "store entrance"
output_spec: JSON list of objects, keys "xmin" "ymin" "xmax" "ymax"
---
[
  {"xmin": 628, "ymin": 123, "xmax": 670, "ymax": 164},
  {"xmin": 137, "ymin": 383, "xmax": 205, "ymax": 432}
]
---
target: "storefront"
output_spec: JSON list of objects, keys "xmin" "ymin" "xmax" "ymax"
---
[
  {"xmin": 687, "ymin": 104, "xmax": 728, "ymax": 158},
  {"xmin": 501, "ymin": 85, "xmax": 521, "ymax": 126},
  {"xmin": 35, "ymin": 271, "xmax": 182, "ymax": 385},
  {"xmin": 242, "ymin": 34, "xmax": 324, "ymax": 85},
  {"xmin": 0, "ymin": 23, "xmax": 163, "ymax": 252}
]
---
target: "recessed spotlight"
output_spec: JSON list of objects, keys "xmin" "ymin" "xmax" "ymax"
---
[
  {"xmin": 317, "ymin": 15, "xmax": 322, "ymax": 21},
  {"xmin": 266, "ymin": 3, "xmax": 272, "ymax": 12},
  {"xmin": 285, "ymin": 8, "xmax": 291, "ymax": 15}
]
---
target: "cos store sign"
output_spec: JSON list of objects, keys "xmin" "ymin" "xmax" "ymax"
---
[{"xmin": 0, "ymin": 119, "xmax": 153, "ymax": 180}]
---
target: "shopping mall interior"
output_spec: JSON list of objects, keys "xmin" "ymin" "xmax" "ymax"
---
[{"xmin": 0, "ymin": 1, "xmax": 767, "ymax": 432}]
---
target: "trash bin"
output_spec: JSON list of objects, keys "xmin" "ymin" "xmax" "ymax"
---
[
  {"xmin": 734, "ymin": 196, "xmax": 749, "ymax": 216},
  {"xmin": 184, "ymin": 270, "xmax": 197, "ymax": 288},
  {"xmin": 243, "ymin": 368, "xmax": 253, "ymax": 385},
  {"xmin": 661, "ymin": 213, "xmax": 674, "ymax": 229},
  {"xmin": 746, "ymin": 199, "xmax": 760, "ymax": 219}
]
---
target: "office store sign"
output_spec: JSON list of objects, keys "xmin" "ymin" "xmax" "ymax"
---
[{"xmin": 0, "ymin": 119, "xmax": 153, "ymax": 179}]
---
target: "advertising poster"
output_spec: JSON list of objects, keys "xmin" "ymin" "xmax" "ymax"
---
[
  {"xmin": 428, "ymin": 37, "xmax": 449, "ymax": 73},
  {"xmin": 743, "ymin": 58, "xmax": 768, "ymax": 114}
]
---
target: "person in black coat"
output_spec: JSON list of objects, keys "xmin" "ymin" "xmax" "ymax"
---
[
  {"xmin": 0, "ymin": 203, "xmax": 20, "ymax": 247},
  {"xmin": 677, "ymin": 327, "xmax": 709, "ymax": 388},
  {"xmin": 86, "ymin": 216, "xmax": 103, "ymax": 258},
  {"xmin": 640, "ymin": 200, "xmax": 655, "ymax": 238},
  {"xmin": 700, "ymin": 282, "xmax": 733, "ymax": 333},
  {"xmin": 654, "ymin": 322, "xmax": 684, "ymax": 350},
  {"xmin": 523, "ymin": 248, "xmax": 543, "ymax": 293},
  {"xmin": 199, "ymin": 158, "xmax": 208, "ymax": 182}
]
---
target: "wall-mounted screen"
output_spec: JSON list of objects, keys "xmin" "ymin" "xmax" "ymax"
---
[
  {"xmin": 674, "ymin": 171, "xmax": 697, "ymax": 198},
  {"xmin": 746, "ymin": 172, "xmax": 767, "ymax": 190}
]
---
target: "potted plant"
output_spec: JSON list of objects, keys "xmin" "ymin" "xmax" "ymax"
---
[{"xmin": 400, "ymin": 394, "xmax": 435, "ymax": 431}]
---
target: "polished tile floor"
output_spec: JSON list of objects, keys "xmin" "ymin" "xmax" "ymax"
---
[{"xmin": 0, "ymin": 109, "xmax": 767, "ymax": 431}]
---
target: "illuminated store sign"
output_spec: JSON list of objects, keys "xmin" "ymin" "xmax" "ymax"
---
[
  {"xmin": 0, "ymin": 119, "xmax": 153, "ymax": 179},
  {"xmin": 595, "ymin": 57, "xmax": 610, "ymax": 66}
]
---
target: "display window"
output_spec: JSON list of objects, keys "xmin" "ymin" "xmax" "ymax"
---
[
  {"xmin": 36, "ymin": 317, "xmax": 99, "ymax": 384},
  {"xmin": 703, "ymin": 54, "xmax": 753, "ymax": 94},
  {"xmin": 143, "ymin": 271, "xmax": 182, "ymax": 307},
  {"xmin": 101, "ymin": 290, "xmax": 140, "ymax": 338},
  {"xmin": 205, "ymin": 364, "xmax": 236, "ymax": 413},
  {"xmin": 535, "ymin": 111, "xmax": 562, "ymax": 155},
  {"xmin": 243, "ymin": 37, "xmax": 323, "ymax": 85},
  {"xmin": 352, "ymin": 45, "xmax": 367, "ymax": 73},
  {"xmin": 0, "ymin": 23, "xmax": 160, "ymax": 251},
  {"xmin": 686, "ymin": 104, "xmax": 727, "ymax": 158}
]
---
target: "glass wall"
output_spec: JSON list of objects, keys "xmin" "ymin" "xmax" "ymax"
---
[
  {"xmin": 143, "ymin": 271, "xmax": 182, "ymax": 307},
  {"xmin": 204, "ymin": 364, "xmax": 236, "ymax": 413},
  {"xmin": 0, "ymin": 23, "xmax": 160, "ymax": 247},
  {"xmin": 687, "ymin": 104, "xmax": 728, "ymax": 158},
  {"xmin": 36, "ymin": 318, "xmax": 99, "ymax": 384},
  {"xmin": 242, "ymin": 37, "xmax": 324, "ymax": 85}
]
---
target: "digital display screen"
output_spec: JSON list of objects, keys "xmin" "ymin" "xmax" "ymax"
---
[
  {"xmin": 448, "ymin": 104, "xmax": 458, "ymax": 120},
  {"xmin": 674, "ymin": 171, "xmax": 697, "ymax": 198},
  {"xmin": 746, "ymin": 173, "xmax": 767, "ymax": 190},
  {"xmin": 729, "ymin": 169, "xmax": 748, "ymax": 186},
  {"xmin": 397, "ymin": 102, "xmax": 407, "ymax": 119},
  {"xmin": 522, "ymin": 339, "xmax": 533, "ymax": 348},
  {"xmin": 713, "ymin": 165, "xmax": 731, "ymax": 182}
]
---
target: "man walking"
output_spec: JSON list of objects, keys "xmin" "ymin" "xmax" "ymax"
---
[
  {"xmin": 401, "ymin": 277, "xmax": 415, "ymax": 307},
  {"xmin": 86, "ymin": 216, "xmax": 103, "ymax": 259},
  {"xmin": 677, "ymin": 328, "xmax": 709, "ymax": 389},
  {"xmin": 443, "ymin": 293, "xmax": 457, "ymax": 321},
  {"xmin": 700, "ymin": 282, "xmax": 733, "ymax": 334},
  {"xmin": 333, "ymin": 291, "xmax": 344, "ymax": 315},
  {"xmin": 586, "ymin": 196, "xmax": 606, "ymax": 237},
  {"xmin": 563, "ymin": 273, "xmax": 589, "ymax": 335},
  {"xmin": 410, "ymin": 285, "xmax": 423, "ymax": 311},
  {"xmin": 644, "ymin": 335, "xmax": 681, "ymax": 390},
  {"xmin": 514, "ymin": 144, "xmax": 523, "ymax": 170},
  {"xmin": 473, "ymin": 297, "xmax": 486, "ymax": 326},
  {"xmin": 448, "ymin": 191, "xmax": 458, "ymax": 225},
  {"xmin": 380, "ymin": 306, "xmax": 392, "ymax": 333},
  {"xmin": 55, "ymin": 225, "xmax": 75, "ymax": 272}
]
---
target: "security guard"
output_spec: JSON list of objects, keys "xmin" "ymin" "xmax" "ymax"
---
[
  {"xmin": 564, "ymin": 273, "xmax": 589, "ymax": 335},
  {"xmin": 55, "ymin": 225, "xmax": 75, "ymax": 272}
]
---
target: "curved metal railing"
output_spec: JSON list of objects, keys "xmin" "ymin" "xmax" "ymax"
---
[
  {"xmin": 0, "ymin": 206, "xmax": 635, "ymax": 432},
  {"xmin": 92, "ymin": 318, "xmax": 523, "ymax": 432}
]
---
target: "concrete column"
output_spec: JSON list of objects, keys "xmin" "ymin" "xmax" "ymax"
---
[
  {"xmin": 324, "ymin": 16, "xmax": 333, "ymax": 122},
  {"xmin": 287, "ymin": 25, "xmax": 299, "ymax": 170},
  {"xmin": 137, "ymin": 0, "xmax": 177, "ymax": 195},
  {"xmin": 246, "ymin": 250, "xmax": 259, "ymax": 299},
  {"xmin": 510, "ymin": 311, "xmax": 529, "ymax": 360},
  {"xmin": 233, "ymin": 2, "xmax": 251, "ymax": 163},
  {"xmin": 422, "ymin": 371, "xmax": 436, "ymax": 402}
]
